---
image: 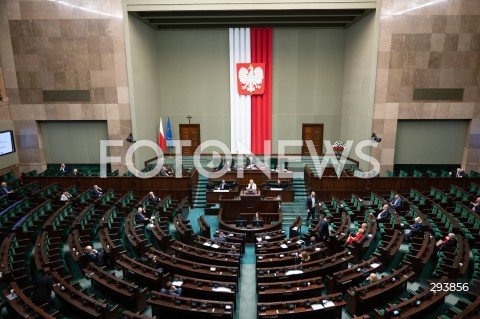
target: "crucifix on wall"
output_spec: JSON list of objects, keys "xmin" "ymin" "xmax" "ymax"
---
[{"xmin": 186, "ymin": 115, "xmax": 192, "ymax": 124}]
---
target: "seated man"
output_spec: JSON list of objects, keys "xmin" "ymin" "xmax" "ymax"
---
[
  {"xmin": 135, "ymin": 207, "xmax": 149, "ymax": 225},
  {"xmin": 161, "ymin": 281, "xmax": 182, "ymax": 296},
  {"xmin": 91, "ymin": 185, "xmax": 103, "ymax": 197},
  {"xmin": 376, "ymin": 204, "xmax": 390, "ymax": 221},
  {"xmin": 215, "ymin": 231, "xmax": 227, "ymax": 242},
  {"xmin": 84, "ymin": 245, "xmax": 106, "ymax": 266},
  {"xmin": 450, "ymin": 167, "xmax": 466, "ymax": 178},
  {"xmin": 253, "ymin": 212, "xmax": 262, "ymax": 221},
  {"xmin": 405, "ymin": 217, "xmax": 423, "ymax": 241},
  {"xmin": 60, "ymin": 191, "xmax": 73, "ymax": 201},
  {"xmin": 389, "ymin": 194, "xmax": 402, "ymax": 210},
  {"xmin": 160, "ymin": 165, "xmax": 171, "ymax": 176},
  {"xmin": 360, "ymin": 273, "xmax": 378, "ymax": 286},
  {"xmin": 0, "ymin": 182, "xmax": 14, "ymax": 195},
  {"xmin": 148, "ymin": 191, "xmax": 160, "ymax": 205},
  {"xmin": 435, "ymin": 233, "xmax": 457, "ymax": 255},
  {"xmin": 59, "ymin": 163, "xmax": 70, "ymax": 175},
  {"xmin": 70, "ymin": 168, "xmax": 82, "ymax": 176}
]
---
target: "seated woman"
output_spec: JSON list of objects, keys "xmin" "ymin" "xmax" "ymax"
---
[
  {"xmin": 346, "ymin": 228, "xmax": 365, "ymax": 245},
  {"xmin": 300, "ymin": 251, "xmax": 310, "ymax": 263},
  {"xmin": 405, "ymin": 217, "xmax": 423, "ymax": 241}
]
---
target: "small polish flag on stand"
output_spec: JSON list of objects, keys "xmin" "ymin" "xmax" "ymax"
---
[{"xmin": 158, "ymin": 118, "xmax": 166, "ymax": 151}]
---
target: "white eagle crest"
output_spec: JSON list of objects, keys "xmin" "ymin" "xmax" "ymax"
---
[{"xmin": 238, "ymin": 65, "xmax": 264, "ymax": 93}]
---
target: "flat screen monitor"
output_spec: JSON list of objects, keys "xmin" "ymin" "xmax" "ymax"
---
[
  {"xmin": 235, "ymin": 219, "xmax": 247, "ymax": 228},
  {"xmin": 0, "ymin": 130, "xmax": 15, "ymax": 156},
  {"xmin": 252, "ymin": 220, "xmax": 264, "ymax": 228}
]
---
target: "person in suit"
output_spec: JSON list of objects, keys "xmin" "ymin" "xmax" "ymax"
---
[
  {"xmin": 148, "ymin": 192, "xmax": 160, "ymax": 205},
  {"xmin": 59, "ymin": 163, "xmax": 70, "ymax": 175},
  {"xmin": 450, "ymin": 168, "xmax": 466, "ymax": 178},
  {"xmin": 135, "ymin": 207, "xmax": 148, "ymax": 224},
  {"xmin": 346, "ymin": 228, "xmax": 365, "ymax": 245},
  {"xmin": 253, "ymin": 212, "xmax": 262, "ymax": 221},
  {"xmin": 70, "ymin": 168, "xmax": 82, "ymax": 176},
  {"xmin": 306, "ymin": 191, "xmax": 318, "ymax": 223},
  {"xmin": 246, "ymin": 156, "xmax": 256, "ymax": 168},
  {"xmin": 31, "ymin": 267, "xmax": 55, "ymax": 307},
  {"xmin": 0, "ymin": 182, "xmax": 14, "ymax": 195},
  {"xmin": 470, "ymin": 197, "xmax": 480, "ymax": 214},
  {"xmin": 160, "ymin": 166, "xmax": 171, "ymax": 176},
  {"xmin": 84, "ymin": 246, "xmax": 106, "ymax": 266},
  {"xmin": 218, "ymin": 179, "xmax": 229, "ymax": 190},
  {"xmin": 91, "ymin": 185, "xmax": 102, "ymax": 197},
  {"xmin": 405, "ymin": 217, "xmax": 423, "ymax": 241},
  {"xmin": 161, "ymin": 281, "xmax": 182, "ymax": 296},
  {"xmin": 60, "ymin": 191, "xmax": 73, "ymax": 202},
  {"xmin": 389, "ymin": 194, "xmax": 402, "ymax": 210},
  {"xmin": 316, "ymin": 215, "xmax": 332, "ymax": 242},
  {"xmin": 376, "ymin": 204, "xmax": 390, "ymax": 221},
  {"xmin": 225, "ymin": 160, "xmax": 232, "ymax": 171},
  {"xmin": 246, "ymin": 179, "xmax": 257, "ymax": 190}
]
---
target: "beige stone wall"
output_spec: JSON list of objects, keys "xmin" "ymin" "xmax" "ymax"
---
[
  {"xmin": 0, "ymin": 0, "xmax": 131, "ymax": 173},
  {"xmin": 372, "ymin": 0, "xmax": 480, "ymax": 174}
]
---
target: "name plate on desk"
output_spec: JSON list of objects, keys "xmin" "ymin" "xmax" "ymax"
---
[{"xmin": 214, "ymin": 190, "xmax": 230, "ymax": 192}]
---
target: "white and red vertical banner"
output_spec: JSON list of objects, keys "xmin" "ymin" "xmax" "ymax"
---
[{"xmin": 229, "ymin": 28, "xmax": 272, "ymax": 154}]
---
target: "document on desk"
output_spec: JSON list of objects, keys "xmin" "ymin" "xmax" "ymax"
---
[
  {"xmin": 172, "ymin": 281, "xmax": 183, "ymax": 287},
  {"xmin": 270, "ymin": 188, "xmax": 283, "ymax": 191},
  {"xmin": 264, "ymin": 236, "xmax": 271, "ymax": 239},
  {"xmin": 370, "ymin": 263, "xmax": 380, "ymax": 269},
  {"xmin": 211, "ymin": 244, "xmax": 220, "ymax": 249},
  {"xmin": 212, "ymin": 286, "xmax": 232, "ymax": 292},
  {"xmin": 285, "ymin": 270, "xmax": 303, "ymax": 275},
  {"xmin": 311, "ymin": 304, "xmax": 324, "ymax": 310},
  {"xmin": 322, "ymin": 301, "xmax": 335, "ymax": 308},
  {"xmin": 292, "ymin": 227, "xmax": 298, "ymax": 231},
  {"xmin": 203, "ymin": 242, "xmax": 212, "ymax": 246},
  {"xmin": 214, "ymin": 190, "xmax": 229, "ymax": 192},
  {"xmin": 280, "ymin": 244, "xmax": 288, "ymax": 249}
]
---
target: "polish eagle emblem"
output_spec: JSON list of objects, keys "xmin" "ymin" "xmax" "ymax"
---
[{"xmin": 236, "ymin": 63, "xmax": 265, "ymax": 95}]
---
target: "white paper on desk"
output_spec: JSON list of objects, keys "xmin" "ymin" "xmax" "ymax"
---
[
  {"xmin": 210, "ymin": 267, "xmax": 216, "ymax": 272},
  {"xmin": 203, "ymin": 242, "xmax": 212, "ymax": 247},
  {"xmin": 296, "ymin": 240, "xmax": 304, "ymax": 245},
  {"xmin": 172, "ymin": 281, "xmax": 183, "ymax": 287},
  {"xmin": 311, "ymin": 304, "xmax": 324, "ymax": 310},
  {"xmin": 270, "ymin": 188, "xmax": 282, "ymax": 191},
  {"xmin": 292, "ymin": 227, "xmax": 298, "ymax": 231},
  {"xmin": 322, "ymin": 301, "xmax": 335, "ymax": 308},
  {"xmin": 256, "ymin": 237, "xmax": 262, "ymax": 242},
  {"xmin": 285, "ymin": 270, "xmax": 303, "ymax": 275},
  {"xmin": 315, "ymin": 247, "xmax": 321, "ymax": 251},
  {"xmin": 6, "ymin": 294, "xmax": 16, "ymax": 301},
  {"xmin": 227, "ymin": 234, "xmax": 234, "ymax": 237},
  {"xmin": 212, "ymin": 286, "xmax": 232, "ymax": 292},
  {"xmin": 264, "ymin": 236, "xmax": 271, "ymax": 239},
  {"xmin": 211, "ymin": 244, "xmax": 220, "ymax": 249},
  {"xmin": 214, "ymin": 190, "xmax": 229, "ymax": 192},
  {"xmin": 370, "ymin": 263, "xmax": 380, "ymax": 269},
  {"xmin": 280, "ymin": 244, "xmax": 288, "ymax": 249}
]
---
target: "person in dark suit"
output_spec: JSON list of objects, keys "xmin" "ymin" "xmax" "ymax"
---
[
  {"xmin": 84, "ymin": 246, "xmax": 106, "ymax": 266},
  {"xmin": 0, "ymin": 182, "xmax": 14, "ymax": 195},
  {"xmin": 246, "ymin": 156, "xmax": 256, "ymax": 168},
  {"xmin": 389, "ymin": 194, "xmax": 402, "ymax": 210},
  {"xmin": 161, "ymin": 281, "xmax": 182, "ymax": 296},
  {"xmin": 306, "ymin": 191, "xmax": 318, "ymax": 223},
  {"xmin": 316, "ymin": 215, "xmax": 332, "ymax": 242},
  {"xmin": 405, "ymin": 217, "xmax": 423, "ymax": 241},
  {"xmin": 218, "ymin": 179, "xmax": 229, "ymax": 190},
  {"xmin": 59, "ymin": 163, "xmax": 70, "ymax": 175},
  {"xmin": 450, "ymin": 168, "xmax": 466, "ymax": 178},
  {"xmin": 31, "ymin": 267, "xmax": 55, "ymax": 307},
  {"xmin": 148, "ymin": 192, "xmax": 160, "ymax": 205},
  {"xmin": 376, "ymin": 204, "xmax": 390, "ymax": 221},
  {"xmin": 70, "ymin": 168, "xmax": 82, "ymax": 177},
  {"xmin": 135, "ymin": 207, "xmax": 148, "ymax": 225},
  {"xmin": 91, "ymin": 185, "xmax": 102, "ymax": 197},
  {"xmin": 160, "ymin": 166, "xmax": 171, "ymax": 176},
  {"xmin": 215, "ymin": 231, "xmax": 227, "ymax": 242},
  {"xmin": 471, "ymin": 197, "xmax": 480, "ymax": 214}
]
